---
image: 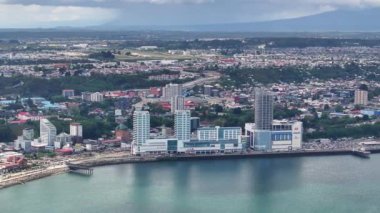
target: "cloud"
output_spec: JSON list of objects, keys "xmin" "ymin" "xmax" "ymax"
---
[
  {"xmin": 0, "ymin": 4, "xmax": 117, "ymax": 28},
  {"xmin": 2, "ymin": 0, "xmax": 215, "ymax": 7},
  {"xmin": 1, "ymin": 0, "xmax": 380, "ymax": 27},
  {"xmin": 3, "ymin": 0, "xmax": 380, "ymax": 7}
]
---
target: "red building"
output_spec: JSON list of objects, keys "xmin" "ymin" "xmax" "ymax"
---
[{"xmin": 115, "ymin": 124, "xmax": 132, "ymax": 142}]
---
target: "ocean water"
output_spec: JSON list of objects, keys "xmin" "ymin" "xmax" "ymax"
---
[{"xmin": 1, "ymin": 155, "xmax": 380, "ymax": 213}]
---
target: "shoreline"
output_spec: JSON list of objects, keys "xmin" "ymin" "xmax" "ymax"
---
[
  {"xmin": 1, "ymin": 149, "xmax": 377, "ymax": 190},
  {"xmin": 0, "ymin": 166, "xmax": 68, "ymax": 190},
  {"xmin": 74, "ymin": 149, "xmax": 374, "ymax": 168}
]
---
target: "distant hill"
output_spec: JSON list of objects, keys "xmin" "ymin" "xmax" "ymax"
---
[{"xmin": 101, "ymin": 8, "xmax": 380, "ymax": 32}]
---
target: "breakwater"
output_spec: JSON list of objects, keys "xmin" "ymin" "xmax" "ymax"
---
[{"xmin": 0, "ymin": 166, "xmax": 68, "ymax": 190}]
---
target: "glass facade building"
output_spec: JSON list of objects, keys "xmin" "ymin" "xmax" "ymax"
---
[{"xmin": 254, "ymin": 88, "xmax": 274, "ymax": 131}]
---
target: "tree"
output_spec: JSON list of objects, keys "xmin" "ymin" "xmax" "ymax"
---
[
  {"xmin": 335, "ymin": 105, "xmax": 344, "ymax": 113},
  {"xmin": 213, "ymin": 104, "xmax": 223, "ymax": 114},
  {"xmin": 233, "ymin": 108, "xmax": 242, "ymax": 115}
]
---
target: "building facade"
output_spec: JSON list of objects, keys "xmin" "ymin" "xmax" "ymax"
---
[
  {"xmin": 132, "ymin": 125, "xmax": 243, "ymax": 155},
  {"xmin": 62, "ymin": 89, "xmax": 75, "ymax": 98},
  {"xmin": 174, "ymin": 110, "xmax": 191, "ymax": 141},
  {"xmin": 40, "ymin": 119, "xmax": 57, "ymax": 147},
  {"xmin": 254, "ymin": 87, "xmax": 274, "ymax": 130},
  {"xmin": 204, "ymin": 85, "xmax": 213, "ymax": 96},
  {"xmin": 354, "ymin": 89, "xmax": 368, "ymax": 106},
  {"xmin": 81, "ymin": 92, "xmax": 92, "ymax": 102},
  {"xmin": 245, "ymin": 120, "xmax": 303, "ymax": 151},
  {"xmin": 90, "ymin": 92, "xmax": 104, "ymax": 102},
  {"xmin": 55, "ymin": 133, "xmax": 72, "ymax": 149},
  {"xmin": 133, "ymin": 111, "xmax": 150, "ymax": 154},
  {"xmin": 14, "ymin": 128, "xmax": 34, "ymax": 152},
  {"xmin": 70, "ymin": 123, "xmax": 83, "ymax": 137},
  {"xmin": 163, "ymin": 83, "xmax": 183, "ymax": 100},
  {"xmin": 171, "ymin": 95, "xmax": 185, "ymax": 114},
  {"xmin": 190, "ymin": 117, "xmax": 200, "ymax": 132}
]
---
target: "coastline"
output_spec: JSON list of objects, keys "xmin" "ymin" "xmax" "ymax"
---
[
  {"xmin": 0, "ymin": 149, "xmax": 377, "ymax": 190},
  {"xmin": 0, "ymin": 166, "xmax": 68, "ymax": 190},
  {"xmin": 78, "ymin": 149, "xmax": 355, "ymax": 168}
]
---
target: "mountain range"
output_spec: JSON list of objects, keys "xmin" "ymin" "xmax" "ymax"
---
[{"xmin": 101, "ymin": 8, "xmax": 380, "ymax": 32}]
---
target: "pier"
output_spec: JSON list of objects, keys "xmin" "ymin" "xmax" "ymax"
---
[
  {"xmin": 351, "ymin": 150, "xmax": 371, "ymax": 158},
  {"xmin": 66, "ymin": 163, "xmax": 93, "ymax": 175}
]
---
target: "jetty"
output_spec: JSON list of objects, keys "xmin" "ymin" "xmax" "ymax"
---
[
  {"xmin": 66, "ymin": 163, "xmax": 93, "ymax": 175},
  {"xmin": 352, "ymin": 149, "xmax": 371, "ymax": 158}
]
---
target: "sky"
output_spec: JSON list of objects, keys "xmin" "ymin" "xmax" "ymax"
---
[{"xmin": 0, "ymin": 0, "xmax": 380, "ymax": 28}]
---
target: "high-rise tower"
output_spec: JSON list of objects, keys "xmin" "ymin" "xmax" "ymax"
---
[
  {"xmin": 254, "ymin": 88, "xmax": 273, "ymax": 131},
  {"xmin": 171, "ymin": 95, "xmax": 185, "ymax": 114},
  {"xmin": 174, "ymin": 110, "xmax": 191, "ymax": 141},
  {"xmin": 254, "ymin": 88, "xmax": 274, "ymax": 151},
  {"xmin": 133, "ymin": 111, "xmax": 150, "ymax": 146},
  {"xmin": 163, "ymin": 83, "xmax": 183, "ymax": 100},
  {"xmin": 40, "ymin": 119, "xmax": 57, "ymax": 146}
]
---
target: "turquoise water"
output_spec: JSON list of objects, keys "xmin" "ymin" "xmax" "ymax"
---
[{"xmin": 1, "ymin": 155, "xmax": 380, "ymax": 213}]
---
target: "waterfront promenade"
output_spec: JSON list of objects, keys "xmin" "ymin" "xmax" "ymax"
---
[{"xmin": 0, "ymin": 148, "xmax": 377, "ymax": 190}]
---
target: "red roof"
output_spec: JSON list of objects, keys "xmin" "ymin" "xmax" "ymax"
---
[
  {"xmin": 9, "ymin": 120, "xmax": 27, "ymax": 124},
  {"xmin": 18, "ymin": 112, "xmax": 30, "ymax": 116},
  {"xmin": 56, "ymin": 148, "xmax": 74, "ymax": 154}
]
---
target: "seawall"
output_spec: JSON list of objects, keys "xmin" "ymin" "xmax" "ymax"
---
[
  {"xmin": 75, "ymin": 149, "xmax": 365, "ymax": 168},
  {"xmin": 0, "ymin": 166, "xmax": 69, "ymax": 190}
]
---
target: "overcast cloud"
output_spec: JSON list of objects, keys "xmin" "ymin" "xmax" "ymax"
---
[{"xmin": 1, "ymin": 0, "xmax": 380, "ymax": 28}]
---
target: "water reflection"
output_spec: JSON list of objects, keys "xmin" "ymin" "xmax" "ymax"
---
[{"xmin": 125, "ymin": 158, "xmax": 303, "ymax": 212}]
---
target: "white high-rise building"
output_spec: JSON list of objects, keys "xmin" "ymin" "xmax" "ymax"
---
[
  {"xmin": 175, "ymin": 110, "xmax": 191, "ymax": 141},
  {"xmin": 171, "ymin": 95, "xmax": 185, "ymax": 114},
  {"xmin": 40, "ymin": 119, "xmax": 57, "ymax": 146},
  {"xmin": 163, "ymin": 83, "xmax": 183, "ymax": 100},
  {"xmin": 70, "ymin": 123, "xmax": 83, "ymax": 137},
  {"xmin": 354, "ymin": 89, "xmax": 368, "ymax": 106},
  {"xmin": 133, "ymin": 111, "xmax": 150, "ymax": 146}
]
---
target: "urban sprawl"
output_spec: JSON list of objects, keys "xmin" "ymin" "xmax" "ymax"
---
[{"xmin": 1, "ymin": 34, "xmax": 380, "ymax": 187}]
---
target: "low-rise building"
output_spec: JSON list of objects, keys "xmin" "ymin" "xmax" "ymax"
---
[{"xmin": 245, "ymin": 120, "xmax": 303, "ymax": 151}]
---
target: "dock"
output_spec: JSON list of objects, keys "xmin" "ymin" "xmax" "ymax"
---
[
  {"xmin": 351, "ymin": 150, "xmax": 371, "ymax": 158},
  {"xmin": 66, "ymin": 163, "xmax": 93, "ymax": 175}
]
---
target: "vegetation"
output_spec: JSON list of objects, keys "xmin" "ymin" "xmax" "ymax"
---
[
  {"xmin": 88, "ymin": 51, "xmax": 115, "ymax": 60},
  {"xmin": 222, "ymin": 63, "xmax": 380, "ymax": 86},
  {"xmin": 118, "ymin": 37, "xmax": 380, "ymax": 50},
  {"xmin": 0, "ymin": 71, "xmax": 192, "ymax": 99},
  {"xmin": 302, "ymin": 115, "xmax": 380, "ymax": 140}
]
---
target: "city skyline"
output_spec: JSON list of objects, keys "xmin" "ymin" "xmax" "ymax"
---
[{"xmin": 1, "ymin": 10, "xmax": 380, "ymax": 211}]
